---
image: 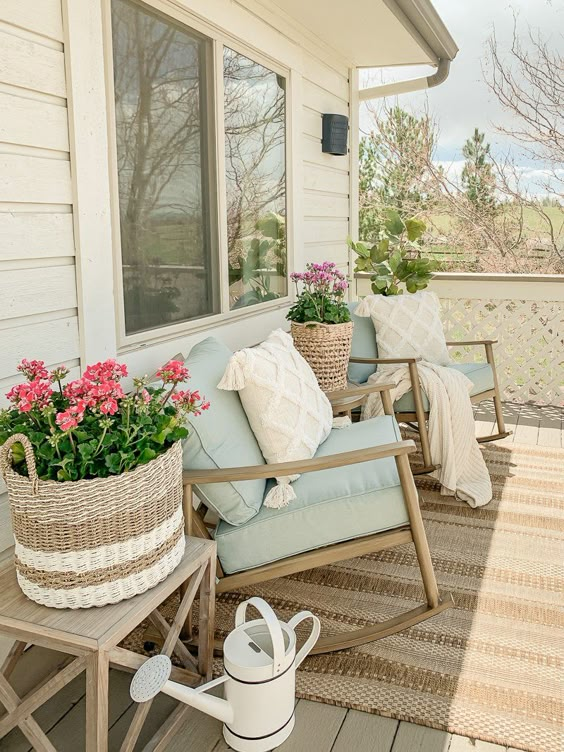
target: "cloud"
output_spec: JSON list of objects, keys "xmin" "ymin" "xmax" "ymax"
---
[{"xmin": 360, "ymin": 0, "xmax": 564, "ymax": 167}]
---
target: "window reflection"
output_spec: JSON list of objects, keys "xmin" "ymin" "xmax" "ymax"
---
[
  {"xmin": 223, "ymin": 48, "xmax": 287, "ymax": 309},
  {"xmin": 111, "ymin": 0, "xmax": 217, "ymax": 335}
]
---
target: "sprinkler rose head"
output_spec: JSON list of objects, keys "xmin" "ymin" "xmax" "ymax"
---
[{"xmin": 130, "ymin": 654, "xmax": 172, "ymax": 703}]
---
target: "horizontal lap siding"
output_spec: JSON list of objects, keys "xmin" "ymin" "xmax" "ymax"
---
[
  {"xmin": 0, "ymin": 1, "xmax": 78, "ymax": 553},
  {"xmin": 301, "ymin": 73, "xmax": 351, "ymax": 273}
]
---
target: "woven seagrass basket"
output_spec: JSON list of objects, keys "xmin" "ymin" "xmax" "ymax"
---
[
  {"xmin": 291, "ymin": 320, "xmax": 354, "ymax": 392},
  {"xmin": 0, "ymin": 434, "xmax": 185, "ymax": 609}
]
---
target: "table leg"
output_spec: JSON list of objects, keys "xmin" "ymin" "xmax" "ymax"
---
[
  {"xmin": 0, "ymin": 641, "xmax": 26, "ymax": 680},
  {"xmin": 0, "ymin": 673, "xmax": 56, "ymax": 752},
  {"xmin": 85, "ymin": 651, "xmax": 109, "ymax": 752},
  {"xmin": 198, "ymin": 558, "xmax": 216, "ymax": 681},
  {"xmin": 121, "ymin": 565, "xmax": 206, "ymax": 752}
]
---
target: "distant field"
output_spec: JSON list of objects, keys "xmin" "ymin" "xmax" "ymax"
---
[{"xmin": 429, "ymin": 206, "xmax": 564, "ymax": 238}]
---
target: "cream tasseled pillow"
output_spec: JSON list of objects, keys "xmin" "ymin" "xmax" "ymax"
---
[
  {"xmin": 218, "ymin": 329, "xmax": 333, "ymax": 509},
  {"xmin": 355, "ymin": 291, "xmax": 452, "ymax": 367}
]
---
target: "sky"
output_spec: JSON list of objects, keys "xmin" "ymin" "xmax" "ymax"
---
[{"xmin": 359, "ymin": 0, "xmax": 563, "ymax": 197}]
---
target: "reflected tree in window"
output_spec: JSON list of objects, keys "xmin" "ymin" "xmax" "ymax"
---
[
  {"xmin": 111, "ymin": 0, "xmax": 217, "ymax": 334},
  {"xmin": 223, "ymin": 49, "xmax": 287, "ymax": 309}
]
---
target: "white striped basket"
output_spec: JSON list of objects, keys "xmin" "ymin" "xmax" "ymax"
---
[{"xmin": 0, "ymin": 434, "xmax": 185, "ymax": 609}]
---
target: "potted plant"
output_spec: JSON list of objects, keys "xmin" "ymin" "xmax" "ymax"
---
[
  {"xmin": 348, "ymin": 211, "xmax": 440, "ymax": 295},
  {"xmin": 286, "ymin": 261, "xmax": 352, "ymax": 391},
  {"xmin": 0, "ymin": 358, "xmax": 209, "ymax": 609}
]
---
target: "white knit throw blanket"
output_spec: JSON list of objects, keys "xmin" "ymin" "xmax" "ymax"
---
[{"xmin": 363, "ymin": 362, "xmax": 492, "ymax": 508}]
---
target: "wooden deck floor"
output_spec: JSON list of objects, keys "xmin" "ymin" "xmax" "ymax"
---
[{"xmin": 0, "ymin": 402, "xmax": 561, "ymax": 752}]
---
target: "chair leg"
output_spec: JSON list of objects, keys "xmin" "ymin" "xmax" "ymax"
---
[
  {"xmin": 395, "ymin": 453, "xmax": 440, "ymax": 608},
  {"xmin": 407, "ymin": 362, "xmax": 437, "ymax": 473},
  {"xmin": 480, "ymin": 344, "xmax": 511, "ymax": 442}
]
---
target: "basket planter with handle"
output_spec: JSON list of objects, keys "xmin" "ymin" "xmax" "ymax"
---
[
  {"xmin": 290, "ymin": 320, "xmax": 353, "ymax": 392},
  {"xmin": 0, "ymin": 434, "xmax": 185, "ymax": 609}
]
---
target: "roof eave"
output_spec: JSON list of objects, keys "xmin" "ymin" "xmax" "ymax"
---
[{"xmin": 382, "ymin": 0, "xmax": 459, "ymax": 68}]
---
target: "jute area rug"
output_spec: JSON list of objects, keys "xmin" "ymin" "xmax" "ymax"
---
[{"xmin": 124, "ymin": 442, "xmax": 563, "ymax": 752}]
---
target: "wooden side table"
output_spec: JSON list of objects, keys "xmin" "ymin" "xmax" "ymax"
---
[{"xmin": 0, "ymin": 536, "xmax": 216, "ymax": 752}]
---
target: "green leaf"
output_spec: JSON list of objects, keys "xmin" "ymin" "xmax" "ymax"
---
[
  {"xmin": 384, "ymin": 210, "xmax": 404, "ymax": 237},
  {"xmin": 137, "ymin": 447, "xmax": 157, "ymax": 465},
  {"xmin": 78, "ymin": 442, "xmax": 95, "ymax": 459},
  {"xmin": 10, "ymin": 442, "xmax": 25, "ymax": 465},
  {"xmin": 105, "ymin": 453, "xmax": 121, "ymax": 474},
  {"xmin": 388, "ymin": 250, "xmax": 402, "ymax": 273},
  {"xmin": 169, "ymin": 426, "xmax": 189, "ymax": 442},
  {"xmin": 352, "ymin": 241, "xmax": 370, "ymax": 258},
  {"xmin": 405, "ymin": 218, "xmax": 426, "ymax": 242}
]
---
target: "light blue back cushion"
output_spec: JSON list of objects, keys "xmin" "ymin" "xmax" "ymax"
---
[
  {"xmin": 182, "ymin": 337, "xmax": 266, "ymax": 526},
  {"xmin": 347, "ymin": 301, "xmax": 378, "ymax": 384}
]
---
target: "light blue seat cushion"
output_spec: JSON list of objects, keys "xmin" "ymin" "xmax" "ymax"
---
[
  {"xmin": 214, "ymin": 415, "xmax": 409, "ymax": 574},
  {"xmin": 394, "ymin": 362, "xmax": 495, "ymax": 413},
  {"xmin": 183, "ymin": 337, "xmax": 266, "ymax": 526},
  {"xmin": 347, "ymin": 301, "xmax": 378, "ymax": 384}
]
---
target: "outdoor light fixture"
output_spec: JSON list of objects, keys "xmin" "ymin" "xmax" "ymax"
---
[{"xmin": 322, "ymin": 114, "xmax": 348, "ymax": 155}]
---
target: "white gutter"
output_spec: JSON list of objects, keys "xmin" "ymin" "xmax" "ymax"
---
[{"xmin": 359, "ymin": 56, "xmax": 451, "ymax": 101}]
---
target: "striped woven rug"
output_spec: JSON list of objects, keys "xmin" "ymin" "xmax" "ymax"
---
[{"xmin": 213, "ymin": 442, "xmax": 563, "ymax": 752}]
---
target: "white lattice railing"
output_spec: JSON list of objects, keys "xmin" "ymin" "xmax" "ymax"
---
[{"xmin": 354, "ymin": 273, "xmax": 564, "ymax": 407}]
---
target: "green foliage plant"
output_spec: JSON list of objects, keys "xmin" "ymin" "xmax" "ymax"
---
[{"xmin": 349, "ymin": 211, "xmax": 440, "ymax": 296}]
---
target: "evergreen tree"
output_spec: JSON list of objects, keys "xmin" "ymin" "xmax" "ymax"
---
[
  {"xmin": 461, "ymin": 128, "xmax": 497, "ymax": 214},
  {"xmin": 359, "ymin": 106, "xmax": 436, "ymax": 240}
]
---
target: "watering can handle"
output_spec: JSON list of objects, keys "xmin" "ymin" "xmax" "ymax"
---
[
  {"xmin": 288, "ymin": 611, "xmax": 321, "ymax": 668},
  {"xmin": 235, "ymin": 597, "xmax": 286, "ymax": 676}
]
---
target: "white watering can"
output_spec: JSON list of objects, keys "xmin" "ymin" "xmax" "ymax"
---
[{"xmin": 130, "ymin": 597, "xmax": 320, "ymax": 751}]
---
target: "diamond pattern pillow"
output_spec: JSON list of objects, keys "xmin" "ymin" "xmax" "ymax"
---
[
  {"xmin": 218, "ymin": 329, "xmax": 333, "ymax": 508},
  {"xmin": 355, "ymin": 291, "xmax": 451, "ymax": 367}
]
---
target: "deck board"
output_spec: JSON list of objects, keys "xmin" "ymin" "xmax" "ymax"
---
[
  {"xmin": 391, "ymin": 721, "xmax": 451, "ymax": 751},
  {"xmin": 537, "ymin": 405, "xmax": 563, "ymax": 448},
  {"xmin": 449, "ymin": 735, "xmax": 507, "ymax": 751},
  {"xmin": 331, "ymin": 710, "xmax": 398, "ymax": 752},
  {"xmin": 0, "ymin": 402, "xmax": 561, "ymax": 751},
  {"xmin": 276, "ymin": 700, "xmax": 347, "ymax": 752}
]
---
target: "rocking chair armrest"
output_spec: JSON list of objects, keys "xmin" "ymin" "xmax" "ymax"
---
[
  {"xmin": 182, "ymin": 440, "xmax": 416, "ymax": 485},
  {"xmin": 446, "ymin": 340, "xmax": 498, "ymax": 346},
  {"xmin": 326, "ymin": 382, "xmax": 395, "ymax": 403},
  {"xmin": 349, "ymin": 356, "xmax": 422, "ymax": 365}
]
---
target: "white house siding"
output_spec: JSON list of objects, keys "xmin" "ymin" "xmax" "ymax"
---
[
  {"xmin": 0, "ymin": 0, "xmax": 80, "ymax": 553},
  {"xmin": 0, "ymin": 0, "xmax": 355, "ymax": 554}
]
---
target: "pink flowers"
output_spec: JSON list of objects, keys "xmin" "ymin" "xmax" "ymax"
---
[
  {"xmin": 55, "ymin": 404, "xmax": 85, "ymax": 431},
  {"xmin": 2, "ymin": 355, "xmax": 209, "ymax": 483},
  {"xmin": 7, "ymin": 379, "xmax": 53, "ymax": 413},
  {"xmin": 63, "ymin": 365, "xmax": 125, "ymax": 416},
  {"xmin": 156, "ymin": 360, "xmax": 190, "ymax": 385},
  {"xmin": 290, "ymin": 261, "xmax": 348, "ymax": 294},
  {"xmin": 171, "ymin": 389, "xmax": 210, "ymax": 417},
  {"xmin": 17, "ymin": 359, "xmax": 49, "ymax": 381},
  {"xmin": 84, "ymin": 359, "xmax": 128, "ymax": 383}
]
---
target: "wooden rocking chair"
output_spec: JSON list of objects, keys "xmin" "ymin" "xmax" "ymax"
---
[
  {"xmin": 180, "ymin": 337, "xmax": 453, "ymax": 655},
  {"xmin": 347, "ymin": 302, "xmax": 511, "ymax": 475}
]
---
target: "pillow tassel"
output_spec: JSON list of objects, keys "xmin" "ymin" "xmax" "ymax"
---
[
  {"xmin": 354, "ymin": 298, "xmax": 372, "ymax": 317},
  {"xmin": 217, "ymin": 352, "xmax": 246, "ymax": 391},
  {"xmin": 264, "ymin": 480, "xmax": 297, "ymax": 509}
]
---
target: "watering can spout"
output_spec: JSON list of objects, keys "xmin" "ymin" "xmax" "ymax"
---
[{"xmin": 130, "ymin": 655, "xmax": 235, "ymax": 725}]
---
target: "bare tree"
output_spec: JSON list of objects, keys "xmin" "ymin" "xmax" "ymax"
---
[
  {"xmin": 482, "ymin": 17, "xmax": 564, "ymax": 270},
  {"xmin": 485, "ymin": 18, "xmax": 564, "ymax": 198}
]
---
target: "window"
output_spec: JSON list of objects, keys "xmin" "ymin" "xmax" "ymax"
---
[
  {"xmin": 109, "ymin": 0, "xmax": 288, "ymax": 339},
  {"xmin": 224, "ymin": 48, "xmax": 287, "ymax": 309}
]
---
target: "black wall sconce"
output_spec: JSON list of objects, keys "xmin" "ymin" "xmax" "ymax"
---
[{"xmin": 322, "ymin": 114, "xmax": 349, "ymax": 156}]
